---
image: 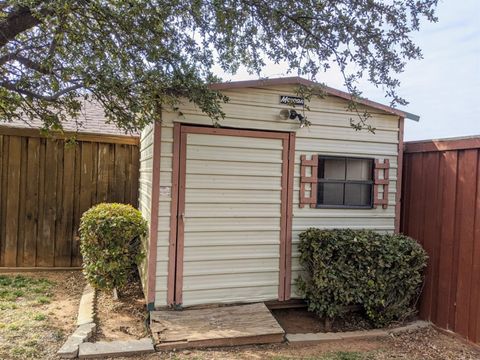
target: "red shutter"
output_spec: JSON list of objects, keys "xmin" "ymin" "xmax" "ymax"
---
[
  {"xmin": 299, "ymin": 154, "xmax": 318, "ymax": 208},
  {"xmin": 373, "ymin": 159, "xmax": 390, "ymax": 209}
]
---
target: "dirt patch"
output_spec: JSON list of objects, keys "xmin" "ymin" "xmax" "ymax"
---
[
  {"xmin": 111, "ymin": 327, "xmax": 480, "ymax": 360},
  {"xmin": 94, "ymin": 273, "xmax": 149, "ymax": 342},
  {"xmin": 375, "ymin": 326, "xmax": 480, "ymax": 359},
  {"xmin": 0, "ymin": 270, "xmax": 84, "ymax": 360},
  {"xmin": 272, "ymin": 307, "xmax": 373, "ymax": 333}
]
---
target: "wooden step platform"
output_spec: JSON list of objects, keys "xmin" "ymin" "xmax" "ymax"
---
[{"xmin": 150, "ymin": 302, "xmax": 285, "ymax": 350}]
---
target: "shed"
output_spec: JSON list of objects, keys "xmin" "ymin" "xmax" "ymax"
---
[{"xmin": 138, "ymin": 77, "xmax": 418, "ymax": 310}]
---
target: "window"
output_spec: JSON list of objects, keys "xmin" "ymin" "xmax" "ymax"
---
[{"xmin": 317, "ymin": 156, "xmax": 374, "ymax": 208}]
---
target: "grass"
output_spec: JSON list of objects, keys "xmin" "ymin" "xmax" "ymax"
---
[
  {"xmin": 0, "ymin": 275, "xmax": 55, "ymax": 359},
  {"xmin": 33, "ymin": 313, "xmax": 47, "ymax": 321},
  {"xmin": 36, "ymin": 295, "xmax": 51, "ymax": 304}
]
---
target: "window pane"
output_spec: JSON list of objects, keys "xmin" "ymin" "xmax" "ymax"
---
[
  {"xmin": 318, "ymin": 183, "xmax": 344, "ymax": 205},
  {"xmin": 346, "ymin": 159, "xmax": 372, "ymax": 180},
  {"xmin": 319, "ymin": 158, "xmax": 345, "ymax": 180},
  {"xmin": 345, "ymin": 183, "xmax": 372, "ymax": 206}
]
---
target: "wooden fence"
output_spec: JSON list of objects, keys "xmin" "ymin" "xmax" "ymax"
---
[
  {"xmin": 0, "ymin": 127, "xmax": 139, "ymax": 268},
  {"xmin": 401, "ymin": 137, "xmax": 480, "ymax": 344}
]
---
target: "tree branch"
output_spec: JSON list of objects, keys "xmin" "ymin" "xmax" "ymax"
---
[
  {"xmin": 0, "ymin": 81, "xmax": 83, "ymax": 101},
  {"xmin": 0, "ymin": 6, "xmax": 44, "ymax": 48},
  {"xmin": 0, "ymin": 52, "xmax": 53, "ymax": 74}
]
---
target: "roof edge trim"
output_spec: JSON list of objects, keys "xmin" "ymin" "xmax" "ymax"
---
[{"xmin": 210, "ymin": 77, "xmax": 419, "ymax": 121}]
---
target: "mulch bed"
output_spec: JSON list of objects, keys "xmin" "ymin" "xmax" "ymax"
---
[{"xmin": 93, "ymin": 272, "xmax": 149, "ymax": 342}]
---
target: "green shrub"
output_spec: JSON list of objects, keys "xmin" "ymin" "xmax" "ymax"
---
[
  {"xmin": 79, "ymin": 203, "xmax": 148, "ymax": 291},
  {"xmin": 297, "ymin": 228, "xmax": 428, "ymax": 327}
]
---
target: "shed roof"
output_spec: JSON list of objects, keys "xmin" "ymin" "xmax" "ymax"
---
[{"xmin": 210, "ymin": 77, "xmax": 419, "ymax": 121}]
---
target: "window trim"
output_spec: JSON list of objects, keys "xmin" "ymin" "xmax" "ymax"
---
[{"xmin": 316, "ymin": 155, "xmax": 375, "ymax": 209}]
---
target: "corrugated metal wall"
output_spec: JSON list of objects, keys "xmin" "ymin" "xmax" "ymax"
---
[
  {"xmin": 150, "ymin": 84, "xmax": 401, "ymax": 307},
  {"xmin": 402, "ymin": 138, "xmax": 480, "ymax": 344}
]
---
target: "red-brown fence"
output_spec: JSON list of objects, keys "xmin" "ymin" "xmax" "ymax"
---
[
  {"xmin": 401, "ymin": 137, "xmax": 480, "ymax": 344},
  {"xmin": 0, "ymin": 127, "xmax": 140, "ymax": 268}
]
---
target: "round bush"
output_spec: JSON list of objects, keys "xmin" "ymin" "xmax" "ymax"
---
[
  {"xmin": 297, "ymin": 228, "xmax": 428, "ymax": 327},
  {"xmin": 79, "ymin": 203, "xmax": 148, "ymax": 291}
]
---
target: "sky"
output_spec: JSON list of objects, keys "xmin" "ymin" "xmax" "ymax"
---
[{"xmin": 213, "ymin": 0, "xmax": 480, "ymax": 141}]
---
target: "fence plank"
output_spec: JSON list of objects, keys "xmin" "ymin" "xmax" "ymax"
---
[
  {"xmin": 54, "ymin": 140, "xmax": 66, "ymax": 266},
  {"xmin": 0, "ymin": 135, "xmax": 6, "ymax": 266},
  {"xmin": 97, "ymin": 143, "xmax": 110, "ymax": 202},
  {"xmin": 5, "ymin": 136, "xmax": 22, "ymax": 266},
  {"xmin": 454, "ymin": 150, "xmax": 477, "ymax": 338},
  {"xmin": 400, "ymin": 153, "xmax": 412, "ymax": 234},
  {"xmin": 130, "ymin": 145, "xmax": 140, "ymax": 205},
  {"xmin": 71, "ymin": 144, "xmax": 83, "ymax": 267},
  {"xmin": 24, "ymin": 138, "xmax": 40, "ymax": 266},
  {"xmin": 124, "ymin": 146, "xmax": 133, "ymax": 204},
  {"xmin": 419, "ymin": 152, "xmax": 441, "ymax": 320},
  {"xmin": 56, "ymin": 145, "xmax": 75, "ymax": 267},
  {"xmin": 470, "ymin": 153, "xmax": 480, "ymax": 342},
  {"xmin": 91, "ymin": 142, "xmax": 99, "ymax": 204},
  {"xmin": 408, "ymin": 153, "xmax": 426, "ymax": 248},
  {"xmin": 35, "ymin": 139, "xmax": 46, "ymax": 266},
  {"xmin": 38, "ymin": 139, "xmax": 58, "ymax": 266},
  {"xmin": 80, "ymin": 142, "xmax": 94, "ymax": 218},
  {"xmin": 435, "ymin": 151, "xmax": 458, "ymax": 330},
  {"xmin": 114, "ymin": 144, "xmax": 127, "ymax": 203},
  {"xmin": 16, "ymin": 137, "xmax": 28, "ymax": 266}
]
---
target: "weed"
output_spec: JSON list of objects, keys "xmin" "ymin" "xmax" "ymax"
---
[
  {"xmin": 11, "ymin": 345, "xmax": 40, "ymax": 359},
  {"xmin": 33, "ymin": 313, "xmax": 46, "ymax": 321},
  {"xmin": 0, "ymin": 290, "xmax": 17, "ymax": 301},
  {"xmin": 11, "ymin": 276, "xmax": 29, "ymax": 288},
  {"xmin": 23, "ymin": 339, "xmax": 38, "ymax": 347},
  {"xmin": 35, "ymin": 296, "xmax": 51, "ymax": 305},
  {"xmin": 52, "ymin": 329, "xmax": 64, "ymax": 341},
  {"xmin": 7, "ymin": 323, "xmax": 20, "ymax": 331},
  {"xmin": 0, "ymin": 275, "xmax": 13, "ymax": 286},
  {"xmin": 0, "ymin": 302, "xmax": 18, "ymax": 310},
  {"xmin": 12, "ymin": 290, "xmax": 24, "ymax": 297}
]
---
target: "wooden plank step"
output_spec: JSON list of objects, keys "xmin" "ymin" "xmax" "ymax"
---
[{"xmin": 150, "ymin": 302, "xmax": 285, "ymax": 350}]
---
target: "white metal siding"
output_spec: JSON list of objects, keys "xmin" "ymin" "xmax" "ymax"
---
[
  {"xmin": 151, "ymin": 83, "xmax": 400, "ymax": 307},
  {"xmin": 154, "ymin": 125, "xmax": 173, "ymax": 305},
  {"xmin": 181, "ymin": 133, "xmax": 283, "ymax": 306},
  {"xmin": 138, "ymin": 123, "xmax": 154, "ymax": 289}
]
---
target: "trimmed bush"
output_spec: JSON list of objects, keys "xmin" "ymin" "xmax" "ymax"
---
[
  {"xmin": 297, "ymin": 228, "xmax": 428, "ymax": 327},
  {"xmin": 79, "ymin": 203, "xmax": 148, "ymax": 291}
]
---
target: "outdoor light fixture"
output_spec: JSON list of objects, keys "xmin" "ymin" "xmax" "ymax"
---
[
  {"xmin": 279, "ymin": 108, "xmax": 304, "ymax": 121},
  {"xmin": 279, "ymin": 109, "xmax": 309, "ymax": 128}
]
